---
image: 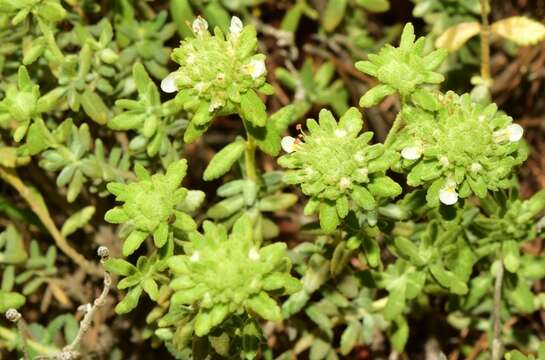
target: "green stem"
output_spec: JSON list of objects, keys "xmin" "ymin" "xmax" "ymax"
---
[
  {"xmin": 480, "ymin": 0, "xmax": 491, "ymax": 82},
  {"xmin": 384, "ymin": 112, "xmax": 403, "ymax": 148},
  {"xmin": 491, "ymin": 258, "xmax": 504, "ymax": 360},
  {"xmin": 244, "ymin": 135, "xmax": 259, "ymax": 183}
]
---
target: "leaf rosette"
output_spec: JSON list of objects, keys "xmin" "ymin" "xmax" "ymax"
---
[
  {"xmin": 356, "ymin": 23, "xmax": 447, "ymax": 109},
  {"xmin": 278, "ymin": 108, "xmax": 401, "ymax": 233},
  {"xmin": 167, "ymin": 215, "xmax": 300, "ymax": 336},
  {"xmin": 104, "ymin": 160, "xmax": 197, "ymax": 256},
  {"xmin": 392, "ymin": 92, "xmax": 528, "ymax": 206}
]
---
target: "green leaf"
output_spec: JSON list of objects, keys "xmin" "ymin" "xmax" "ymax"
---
[
  {"xmin": 123, "ymin": 230, "xmax": 149, "ymax": 256},
  {"xmin": 240, "ymin": 90, "xmax": 267, "ymax": 127},
  {"xmin": 351, "ymin": 186, "xmax": 376, "ymax": 210},
  {"xmin": 319, "ymin": 201, "xmax": 340, "ymax": 233},
  {"xmin": 368, "ymin": 176, "xmax": 402, "ymax": 198},
  {"xmin": 394, "ymin": 237, "xmax": 425, "ymax": 265},
  {"xmin": 360, "ymin": 84, "xmax": 395, "ymax": 107},
  {"xmin": 306, "ymin": 305, "xmax": 333, "ymax": 338},
  {"xmin": 258, "ymin": 194, "xmax": 298, "ymax": 211},
  {"xmin": 203, "ymin": 139, "xmax": 246, "ymax": 181},
  {"xmin": 207, "ymin": 196, "xmax": 245, "ymax": 219},
  {"xmin": 0, "ymin": 290, "xmax": 25, "ymax": 312},
  {"xmin": 384, "ymin": 283, "xmax": 405, "ymax": 320},
  {"xmin": 26, "ymin": 119, "xmax": 54, "ymax": 155},
  {"xmin": 429, "ymin": 264, "xmax": 468, "ymax": 295},
  {"xmin": 170, "ymin": 0, "xmax": 194, "ymax": 38},
  {"xmin": 61, "ymin": 206, "xmax": 95, "ymax": 237},
  {"xmin": 104, "ymin": 258, "xmax": 136, "ymax": 276},
  {"xmin": 246, "ymin": 292, "xmax": 281, "ymax": 321},
  {"xmin": 357, "ymin": 0, "xmax": 390, "ymax": 12},
  {"xmin": 503, "ymin": 240, "xmax": 520, "ymax": 273},
  {"xmin": 115, "ymin": 286, "xmax": 142, "ymax": 314},
  {"xmin": 390, "ymin": 317, "xmax": 409, "ymax": 352},
  {"xmin": 80, "ymin": 89, "xmax": 109, "ymax": 125},
  {"xmin": 340, "ymin": 321, "xmax": 362, "ymax": 355},
  {"xmin": 322, "ymin": 0, "xmax": 348, "ymax": 32}
]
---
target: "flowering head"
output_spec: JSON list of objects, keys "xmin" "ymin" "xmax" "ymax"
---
[
  {"xmin": 167, "ymin": 215, "xmax": 300, "ymax": 336},
  {"xmin": 278, "ymin": 108, "xmax": 401, "ymax": 233},
  {"xmin": 394, "ymin": 92, "xmax": 528, "ymax": 206},
  {"xmin": 161, "ymin": 16, "xmax": 272, "ymax": 142}
]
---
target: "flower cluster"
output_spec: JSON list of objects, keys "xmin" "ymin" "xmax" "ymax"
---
[
  {"xmin": 356, "ymin": 23, "xmax": 447, "ymax": 109},
  {"xmin": 161, "ymin": 17, "xmax": 272, "ymax": 142},
  {"xmin": 393, "ymin": 92, "xmax": 527, "ymax": 206},
  {"xmin": 167, "ymin": 215, "xmax": 300, "ymax": 336},
  {"xmin": 104, "ymin": 160, "xmax": 197, "ymax": 256},
  {"xmin": 278, "ymin": 108, "xmax": 401, "ymax": 233}
]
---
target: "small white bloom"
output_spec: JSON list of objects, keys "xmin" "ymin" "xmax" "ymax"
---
[
  {"xmin": 160, "ymin": 72, "xmax": 178, "ymax": 93},
  {"xmin": 506, "ymin": 123, "xmax": 523, "ymax": 142},
  {"xmin": 190, "ymin": 251, "xmax": 200, "ymax": 262},
  {"xmin": 194, "ymin": 82, "xmax": 207, "ymax": 92},
  {"xmin": 209, "ymin": 98, "xmax": 223, "ymax": 112},
  {"xmin": 401, "ymin": 145, "xmax": 422, "ymax": 160},
  {"xmin": 470, "ymin": 162, "xmax": 482, "ymax": 173},
  {"xmin": 355, "ymin": 168, "xmax": 369, "ymax": 182},
  {"xmin": 229, "ymin": 16, "xmax": 243, "ymax": 40},
  {"xmin": 439, "ymin": 156, "xmax": 449, "ymax": 167},
  {"xmin": 248, "ymin": 248, "xmax": 260, "ymax": 261},
  {"xmin": 281, "ymin": 136, "xmax": 297, "ymax": 153},
  {"xmin": 439, "ymin": 180, "xmax": 458, "ymax": 205},
  {"xmin": 334, "ymin": 129, "xmax": 347, "ymax": 138},
  {"xmin": 192, "ymin": 17, "xmax": 208, "ymax": 36},
  {"xmin": 354, "ymin": 151, "xmax": 365, "ymax": 163},
  {"xmin": 244, "ymin": 58, "xmax": 266, "ymax": 79},
  {"xmin": 339, "ymin": 177, "xmax": 351, "ymax": 190}
]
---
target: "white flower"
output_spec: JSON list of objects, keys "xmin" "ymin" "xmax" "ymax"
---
[
  {"xmin": 229, "ymin": 16, "xmax": 243, "ymax": 40},
  {"xmin": 470, "ymin": 162, "xmax": 482, "ymax": 173},
  {"xmin": 192, "ymin": 17, "xmax": 208, "ymax": 36},
  {"xmin": 281, "ymin": 136, "xmax": 297, "ymax": 153},
  {"xmin": 248, "ymin": 248, "xmax": 260, "ymax": 261},
  {"xmin": 334, "ymin": 129, "xmax": 347, "ymax": 138},
  {"xmin": 160, "ymin": 72, "xmax": 178, "ymax": 93},
  {"xmin": 209, "ymin": 98, "xmax": 223, "ymax": 112},
  {"xmin": 493, "ymin": 123, "xmax": 524, "ymax": 143},
  {"xmin": 439, "ymin": 156, "xmax": 449, "ymax": 167},
  {"xmin": 401, "ymin": 145, "xmax": 422, "ymax": 160},
  {"xmin": 507, "ymin": 124, "xmax": 523, "ymax": 142},
  {"xmin": 194, "ymin": 82, "xmax": 207, "ymax": 92},
  {"xmin": 244, "ymin": 58, "xmax": 266, "ymax": 79},
  {"xmin": 354, "ymin": 151, "xmax": 365, "ymax": 163},
  {"xmin": 339, "ymin": 177, "xmax": 351, "ymax": 190},
  {"xmin": 439, "ymin": 180, "xmax": 458, "ymax": 205},
  {"xmin": 190, "ymin": 251, "xmax": 200, "ymax": 262}
]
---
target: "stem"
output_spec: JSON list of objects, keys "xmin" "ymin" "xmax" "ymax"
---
[
  {"xmin": 480, "ymin": 0, "xmax": 491, "ymax": 82},
  {"xmin": 244, "ymin": 135, "xmax": 259, "ymax": 183},
  {"xmin": 384, "ymin": 112, "xmax": 404, "ymax": 148},
  {"xmin": 62, "ymin": 249, "xmax": 111, "ymax": 356},
  {"xmin": 0, "ymin": 166, "xmax": 101, "ymax": 276},
  {"xmin": 491, "ymin": 259, "xmax": 504, "ymax": 360}
]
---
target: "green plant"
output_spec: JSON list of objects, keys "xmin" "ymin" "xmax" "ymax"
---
[{"xmin": 2, "ymin": 2, "xmax": 545, "ymax": 360}]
